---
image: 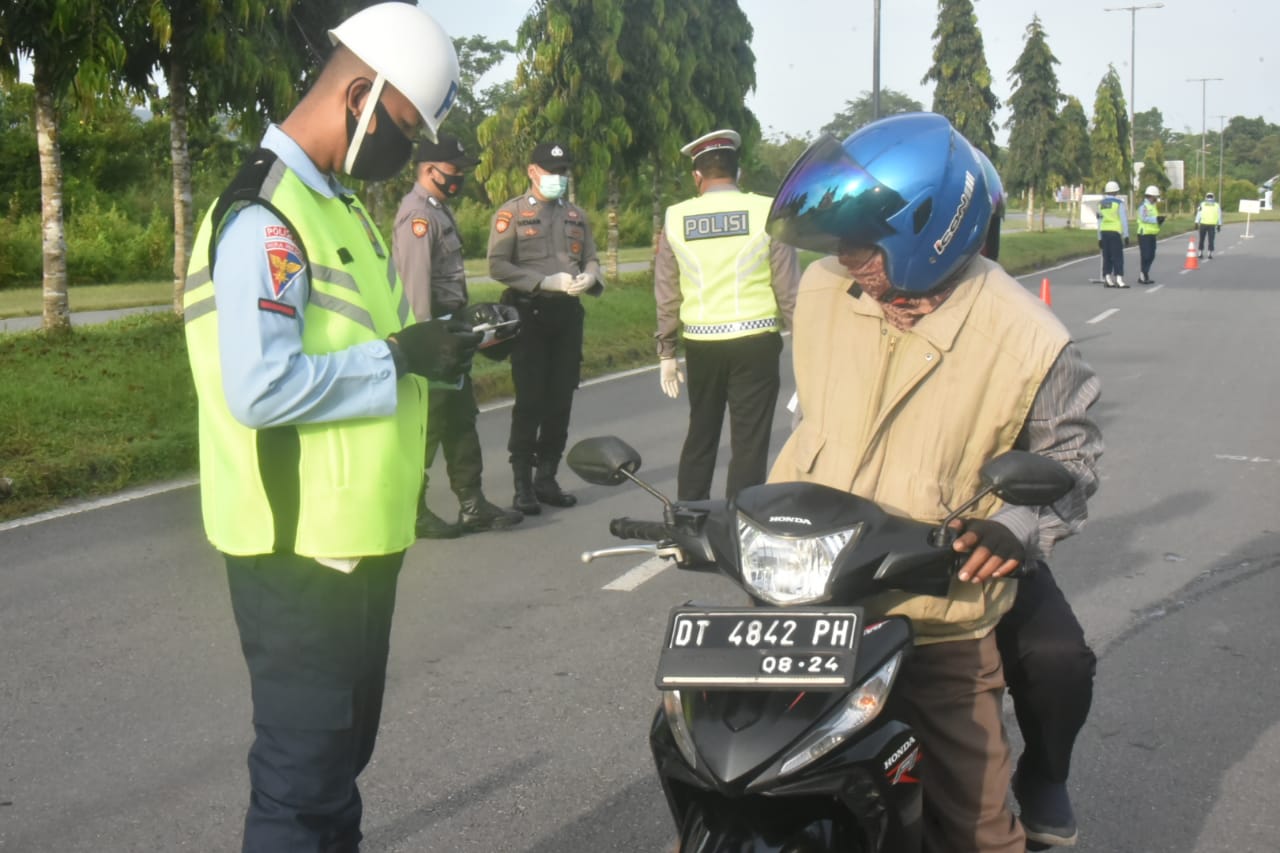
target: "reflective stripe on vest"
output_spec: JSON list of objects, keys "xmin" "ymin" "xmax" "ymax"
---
[
  {"xmin": 183, "ymin": 161, "xmax": 427, "ymax": 559},
  {"xmin": 1137, "ymin": 202, "xmax": 1160, "ymax": 235},
  {"xmin": 1098, "ymin": 197, "xmax": 1124, "ymax": 233},
  {"xmin": 665, "ymin": 190, "xmax": 780, "ymax": 341}
]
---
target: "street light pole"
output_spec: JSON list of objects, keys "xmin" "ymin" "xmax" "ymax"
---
[
  {"xmin": 1214, "ymin": 114, "xmax": 1227, "ymax": 203},
  {"xmin": 872, "ymin": 0, "xmax": 882, "ymax": 120},
  {"xmin": 1105, "ymin": 3, "xmax": 1163, "ymax": 213},
  {"xmin": 1187, "ymin": 77, "xmax": 1223, "ymax": 185}
]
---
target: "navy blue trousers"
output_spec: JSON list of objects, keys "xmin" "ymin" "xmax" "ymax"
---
[{"xmin": 226, "ymin": 551, "xmax": 404, "ymax": 853}]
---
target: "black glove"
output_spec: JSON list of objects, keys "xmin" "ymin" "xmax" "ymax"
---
[
  {"xmin": 459, "ymin": 302, "xmax": 521, "ymax": 361},
  {"xmin": 948, "ymin": 517, "xmax": 1026, "ymax": 583},
  {"xmin": 1097, "ymin": 238, "xmax": 1103, "ymax": 249},
  {"xmin": 1156, "ymin": 215, "xmax": 1166, "ymax": 225},
  {"xmin": 1124, "ymin": 236, "xmax": 1130, "ymax": 247},
  {"xmin": 386, "ymin": 319, "xmax": 483, "ymax": 382}
]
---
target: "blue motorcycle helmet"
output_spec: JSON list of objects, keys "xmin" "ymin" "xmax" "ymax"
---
[
  {"xmin": 766, "ymin": 112, "xmax": 993, "ymax": 295},
  {"xmin": 975, "ymin": 145, "xmax": 1005, "ymax": 261}
]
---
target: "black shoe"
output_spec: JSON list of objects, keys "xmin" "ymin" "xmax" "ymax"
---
[
  {"xmin": 1013, "ymin": 768, "xmax": 1079, "ymax": 847},
  {"xmin": 512, "ymin": 463, "xmax": 542, "ymax": 516},
  {"xmin": 534, "ymin": 460, "xmax": 577, "ymax": 508},
  {"xmin": 458, "ymin": 493, "xmax": 523, "ymax": 532},
  {"xmin": 415, "ymin": 506, "xmax": 462, "ymax": 539}
]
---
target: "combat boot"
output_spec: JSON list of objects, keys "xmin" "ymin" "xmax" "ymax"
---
[
  {"xmin": 512, "ymin": 462, "xmax": 541, "ymax": 516},
  {"xmin": 533, "ymin": 457, "xmax": 577, "ymax": 508},
  {"xmin": 416, "ymin": 505, "xmax": 462, "ymax": 539},
  {"xmin": 458, "ymin": 491, "xmax": 523, "ymax": 532}
]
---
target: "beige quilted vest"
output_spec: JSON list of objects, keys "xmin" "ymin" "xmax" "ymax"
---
[{"xmin": 770, "ymin": 255, "xmax": 1069, "ymax": 644}]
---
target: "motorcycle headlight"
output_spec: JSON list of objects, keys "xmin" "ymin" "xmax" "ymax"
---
[
  {"xmin": 777, "ymin": 651, "xmax": 904, "ymax": 778},
  {"xmin": 738, "ymin": 514, "xmax": 862, "ymax": 605},
  {"xmin": 662, "ymin": 689, "xmax": 699, "ymax": 768}
]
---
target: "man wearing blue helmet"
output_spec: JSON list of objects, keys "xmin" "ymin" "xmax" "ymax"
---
[{"xmin": 768, "ymin": 113, "xmax": 1102, "ymax": 852}]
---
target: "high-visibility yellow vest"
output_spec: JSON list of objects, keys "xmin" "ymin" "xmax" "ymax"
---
[
  {"xmin": 664, "ymin": 190, "xmax": 780, "ymax": 341},
  {"xmin": 1098, "ymin": 197, "xmax": 1124, "ymax": 233},
  {"xmin": 1199, "ymin": 201, "xmax": 1221, "ymax": 225},
  {"xmin": 1137, "ymin": 201, "xmax": 1160, "ymax": 235},
  {"xmin": 183, "ymin": 154, "xmax": 427, "ymax": 558}
]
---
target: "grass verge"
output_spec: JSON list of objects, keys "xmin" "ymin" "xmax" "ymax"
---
[{"xmin": 0, "ymin": 272, "xmax": 659, "ymax": 521}]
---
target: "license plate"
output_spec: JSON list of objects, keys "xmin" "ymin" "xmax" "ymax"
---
[{"xmin": 655, "ymin": 606, "xmax": 862, "ymax": 690}]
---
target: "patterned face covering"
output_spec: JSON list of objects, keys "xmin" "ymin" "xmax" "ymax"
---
[{"xmin": 838, "ymin": 246, "xmax": 954, "ymax": 331}]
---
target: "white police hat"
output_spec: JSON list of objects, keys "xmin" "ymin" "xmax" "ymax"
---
[{"xmin": 681, "ymin": 129, "xmax": 742, "ymax": 160}]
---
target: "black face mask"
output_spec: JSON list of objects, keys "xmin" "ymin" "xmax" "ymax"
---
[
  {"xmin": 345, "ymin": 93, "xmax": 413, "ymax": 183},
  {"xmin": 430, "ymin": 167, "xmax": 465, "ymax": 199}
]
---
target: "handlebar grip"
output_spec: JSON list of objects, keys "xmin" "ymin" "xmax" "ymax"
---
[{"xmin": 609, "ymin": 517, "xmax": 671, "ymax": 542}]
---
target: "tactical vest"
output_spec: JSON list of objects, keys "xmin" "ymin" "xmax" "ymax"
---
[
  {"xmin": 183, "ymin": 150, "xmax": 427, "ymax": 559},
  {"xmin": 770, "ymin": 256, "xmax": 1069, "ymax": 644},
  {"xmin": 664, "ymin": 190, "xmax": 780, "ymax": 341},
  {"xmin": 1137, "ymin": 202, "xmax": 1161, "ymax": 235},
  {"xmin": 1199, "ymin": 201, "xmax": 1221, "ymax": 225},
  {"xmin": 1098, "ymin": 197, "xmax": 1124, "ymax": 233}
]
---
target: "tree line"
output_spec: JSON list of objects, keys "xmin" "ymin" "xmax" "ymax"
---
[{"xmin": 3, "ymin": 0, "xmax": 1279, "ymax": 332}]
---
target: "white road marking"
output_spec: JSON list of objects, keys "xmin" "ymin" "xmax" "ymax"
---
[
  {"xmin": 1145, "ymin": 284, "xmax": 1165, "ymax": 293},
  {"xmin": 1086, "ymin": 308, "xmax": 1120, "ymax": 324},
  {"xmin": 1216, "ymin": 454, "xmax": 1280, "ymax": 465},
  {"xmin": 0, "ymin": 476, "xmax": 199, "ymax": 533},
  {"xmin": 603, "ymin": 556, "xmax": 671, "ymax": 591}
]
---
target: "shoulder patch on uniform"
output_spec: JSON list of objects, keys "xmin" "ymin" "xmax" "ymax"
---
[
  {"xmin": 496, "ymin": 210, "xmax": 513, "ymax": 233},
  {"xmin": 264, "ymin": 224, "xmax": 305, "ymax": 297},
  {"xmin": 412, "ymin": 217, "xmax": 429, "ymax": 238},
  {"xmin": 258, "ymin": 297, "xmax": 297, "ymax": 319}
]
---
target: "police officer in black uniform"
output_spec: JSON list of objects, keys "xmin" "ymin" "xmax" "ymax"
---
[
  {"xmin": 487, "ymin": 142, "xmax": 603, "ymax": 515},
  {"xmin": 393, "ymin": 134, "xmax": 523, "ymax": 537}
]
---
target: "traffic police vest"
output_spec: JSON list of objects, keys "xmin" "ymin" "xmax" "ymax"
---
[
  {"xmin": 664, "ymin": 190, "xmax": 779, "ymax": 341},
  {"xmin": 183, "ymin": 151, "xmax": 427, "ymax": 559},
  {"xmin": 1137, "ymin": 201, "xmax": 1160, "ymax": 235},
  {"xmin": 1199, "ymin": 201, "xmax": 1221, "ymax": 225},
  {"xmin": 1098, "ymin": 197, "xmax": 1124, "ymax": 233}
]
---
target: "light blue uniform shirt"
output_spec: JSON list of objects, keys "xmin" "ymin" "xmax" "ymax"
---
[{"xmin": 213, "ymin": 125, "xmax": 400, "ymax": 429}]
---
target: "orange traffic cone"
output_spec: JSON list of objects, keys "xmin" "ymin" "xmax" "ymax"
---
[
  {"xmin": 1039, "ymin": 277, "xmax": 1052, "ymax": 305},
  {"xmin": 1184, "ymin": 237, "xmax": 1199, "ymax": 270}
]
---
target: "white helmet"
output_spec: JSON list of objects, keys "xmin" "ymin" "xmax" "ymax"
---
[
  {"xmin": 1144, "ymin": 185, "xmax": 1160, "ymax": 198},
  {"xmin": 1104, "ymin": 180, "xmax": 1121, "ymax": 193},
  {"xmin": 329, "ymin": 3, "xmax": 461, "ymax": 142}
]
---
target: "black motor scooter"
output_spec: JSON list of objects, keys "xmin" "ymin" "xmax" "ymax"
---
[{"xmin": 567, "ymin": 436, "xmax": 1075, "ymax": 853}]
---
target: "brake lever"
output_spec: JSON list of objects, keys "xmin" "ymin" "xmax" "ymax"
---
[{"xmin": 580, "ymin": 544, "xmax": 685, "ymax": 565}]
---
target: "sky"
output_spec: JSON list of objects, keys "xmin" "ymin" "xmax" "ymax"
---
[{"xmin": 422, "ymin": 0, "xmax": 1280, "ymax": 147}]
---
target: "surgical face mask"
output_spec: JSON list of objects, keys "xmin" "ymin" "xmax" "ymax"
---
[
  {"xmin": 344, "ymin": 80, "xmax": 413, "ymax": 183},
  {"xmin": 538, "ymin": 173, "xmax": 569, "ymax": 200}
]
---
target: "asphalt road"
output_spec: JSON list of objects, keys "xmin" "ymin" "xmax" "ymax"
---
[{"xmin": 2, "ymin": 225, "xmax": 1278, "ymax": 852}]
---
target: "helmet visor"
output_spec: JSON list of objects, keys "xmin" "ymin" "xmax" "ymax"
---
[{"xmin": 767, "ymin": 134, "xmax": 907, "ymax": 255}]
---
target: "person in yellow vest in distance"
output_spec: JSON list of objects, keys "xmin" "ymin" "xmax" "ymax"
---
[
  {"xmin": 1135, "ymin": 185, "xmax": 1165, "ymax": 284},
  {"xmin": 1096, "ymin": 179, "xmax": 1130, "ymax": 288},
  {"xmin": 180, "ymin": 5, "xmax": 483, "ymax": 850},
  {"xmin": 1195, "ymin": 191, "xmax": 1222, "ymax": 259},
  {"xmin": 766, "ymin": 113, "xmax": 1102, "ymax": 851},
  {"xmin": 653, "ymin": 129, "xmax": 799, "ymax": 501}
]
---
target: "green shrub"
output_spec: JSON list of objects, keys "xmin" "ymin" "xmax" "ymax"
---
[{"xmin": 0, "ymin": 214, "xmax": 42, "ymax": 287}]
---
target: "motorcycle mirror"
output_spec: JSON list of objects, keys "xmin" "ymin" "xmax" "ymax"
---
[
  {"xmin": 567, "ymin": 436, "xmax": 643, "ymax": 486},
  {"xmin": 979, "ymin": 450, "xmax": 1075, "ymax": 506}
]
